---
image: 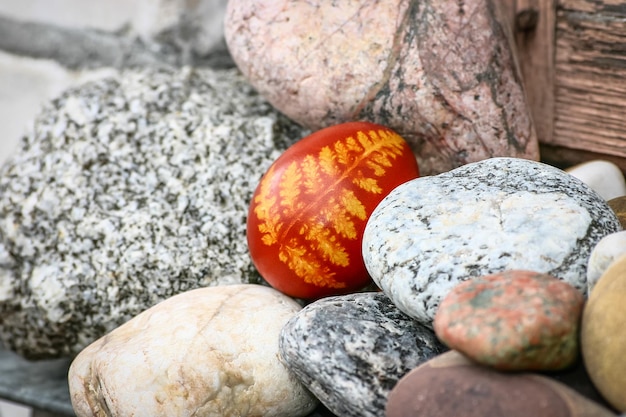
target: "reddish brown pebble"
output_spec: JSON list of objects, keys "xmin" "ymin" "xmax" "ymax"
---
[
  {"xmin": 433, "ymin": 270, "xmax": 584, "ymax": 371},
  {"xmin": 386, "ymin": 351, "xmax": 617, "ymax": 417}
]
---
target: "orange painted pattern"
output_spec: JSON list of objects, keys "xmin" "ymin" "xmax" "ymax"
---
[{"xmin": 253, "ymin": 129, "xmax": 407, "ymax": 288}]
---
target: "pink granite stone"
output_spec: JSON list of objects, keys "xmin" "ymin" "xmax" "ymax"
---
[
  {"xmin": 433, "ymin": 270, "xmax": 584, "ymax": 371},
  {"xmin": 224, "ymin": 0, "xmax": 539, "ymax": 175}
]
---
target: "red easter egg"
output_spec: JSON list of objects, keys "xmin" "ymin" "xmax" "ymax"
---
[{"xmin": 247, "ymin": 121, "xmax": 420, "ymax": 299}]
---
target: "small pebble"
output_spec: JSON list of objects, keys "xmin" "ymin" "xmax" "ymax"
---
[
  {"xmin": 582, "ymin": 254, "xmax": 626, "ymax": 412},
  {"xmin": 68, "ymin": 284, "xmax": 318, "ymax": 417},
  {"xmin": 279, "ymin": 292, "xmax": 444, "ymax": 417},
  {"xmin": 386, "ymin": 351, "xmax": 617, "ymax": 417},
  {"xmin": 363, "ymin": 157, "xmax": 620, "ymax": 327},
  {"xmin": 567, "ymin": 160, "xmax": 626, "ymax": 200},
  {"xmin": 434, "ymin": 270, "xmax": 584, "ymax": 371},
  {"xmin": 587, "ymin": 231, "xmax": 626, "ymax": 293},
  {"xmin": 608, "ymin": 195, "xmax": 626, "ymax": 229}
]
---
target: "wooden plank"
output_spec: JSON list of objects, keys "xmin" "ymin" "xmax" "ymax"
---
[
  {"xmin": 551, "ymin": 1, "xmax": 626, "ymax": 158},
  {"xmin": 513, "ymin": 0, "xmax": 557, "ymax": 145}
]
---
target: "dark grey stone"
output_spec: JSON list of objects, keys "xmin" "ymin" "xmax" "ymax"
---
[{"xmin": 279, "ymin": 292, "xmax": 445, "ymax": 417}]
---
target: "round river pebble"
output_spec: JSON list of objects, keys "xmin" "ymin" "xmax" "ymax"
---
[
  {"xmin": 587, "ymin": 231, "xmax": 626, "ymax": 293},
  {"xmin": 434, "ymin": 270, "xmax": 584, "ymax": 371},
  {"xmin": 69, "ymin": 284, "xmax": 318, "ymax": 417},
  {"xmin": 363, "ymin": 157, "xmax": 621, "ymax": 326},
  {"xmin": 0, "ymin": 67, "xmax": 310, "ymax": 358}
]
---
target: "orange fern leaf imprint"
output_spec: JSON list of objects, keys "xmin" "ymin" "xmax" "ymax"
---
[{"xmin": 247, "ymin": 122, "xmax": 420, "ymax": 299}]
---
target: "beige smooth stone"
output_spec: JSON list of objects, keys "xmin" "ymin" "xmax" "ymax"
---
[
  {"xmin": 582, "ymin": 255, "xmax": 626, "ymax": 412},
  {"xmin": 68, "ymin": 284, "xmax": 318, "ymax": 417}
]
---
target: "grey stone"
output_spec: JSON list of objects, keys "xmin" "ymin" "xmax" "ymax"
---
[
  {"xmin": 363, "ymin": 157, "xmax": 622, "ymax": 327},
  {"xmin": 279, "ymin": 292, "xmax": 445, "ymax": 417},
  {"xmin": 0, "ymin": 66, "xmax": 309, "ymax": 358}
]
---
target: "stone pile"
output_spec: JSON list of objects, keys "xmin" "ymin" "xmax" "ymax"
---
[{"xmin": 1, "ymin": 1, "xmax": 626, "ymax": 416}]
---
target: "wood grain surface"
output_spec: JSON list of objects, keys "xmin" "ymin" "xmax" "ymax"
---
[{"xmin": 503, "ymin": 0, "xmax": 626, "ymax": 169}]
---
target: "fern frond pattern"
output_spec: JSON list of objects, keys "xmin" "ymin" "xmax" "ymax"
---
[{"xmin": 253, "ymin": 128, "xmax": 407, "ymax": 288}]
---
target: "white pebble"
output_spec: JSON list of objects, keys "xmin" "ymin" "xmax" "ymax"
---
[{"xmin": 567, "ymin": 160, "xmax": 626, "ymax": 200}]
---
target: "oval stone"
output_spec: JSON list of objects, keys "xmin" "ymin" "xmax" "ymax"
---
[
  {"xmin": 68, "ymin": 284, "xmax": 318, "ymax": 417},
  {"xmin": 279, "ymin": 292, "xmax": 445, "ymax": 417},
  {"xmin": 566, "ymin": 160, "xmax": 626, "ymax": 201},
  {"xmin": 0, "ymin": 67, "xmax": 310, "ymax": 358},
  {"xmin": 587, "ymin": 231, "xmax": 626, "ymax": 293},
  {"xmin": 363, "ymin": 157, "xmax": 621, "ymax": 326},
  {"xmin": 434, "ymin": 270, "xmax": 584, "ymax": 371},
  {"xmin": 582, "ymin": 253, "xmax": 626, "ymax": 412},
  {"xmin": 386, "ymin": 351, "xmax": 617, "ymax": 417},
  {"xmin": 224, "ymin": 0, "xmax": 538, "ymax": 175}
]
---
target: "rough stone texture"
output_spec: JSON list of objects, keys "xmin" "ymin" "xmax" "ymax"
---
[
  {"xmin": 279, "ymin": 292, "xmax": 445, "ymax": 417},
  {"xmin": 224, "ymin": 0, "xmax": 538, "ymax": 175},
  {"xmin": 582, "ymin": 253, "xmax": 626, "ymax": 412},
  {"xmin": 0, "ymin": 66, "xmax": 310, "ymax": 359},
  {"xmin": 434, "ymin": 270, "xmax": 584, "ymax": 371},
  {"xmin": 386, "ymin": 351, "xmax": 617, "ymax": 417},
  {"xmin": 363, "ymin": 157, "xmax": 622, "ymax": 327},
  {"xmin": 68, "ymin": 284, "xmax": 318, "ymax": 417},
  {"xmin": 587, "ymin": 231, "xmax": 626, "ymax": 293}
]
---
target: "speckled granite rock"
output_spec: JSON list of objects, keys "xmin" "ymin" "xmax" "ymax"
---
[
  {"xmin": 434, "ymin": 270, "xmax": 584, "ymax": 371},
  {"xmin": 279, "ymin": 292, "xmax": 445, "ymax": 417},
  {"xmin": 0, "ymin": 67, "xmax": 310, "ymax": 359},
  {"xmin": 363, "ymin": 157, "xmax": 622, "ymax": 327},
  {"xmin": 69, "ymin": 284, "xmax": 318, "ymax": 417}
]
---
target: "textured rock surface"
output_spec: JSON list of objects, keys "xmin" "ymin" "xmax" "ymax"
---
[
  {"xmin": 386, "ymin": 351, "xmax": 617, "ymax": 417},
  {"xmin": 0, "ymin": 67, "xmax": 310, "ymax": 359},
  {"xmin": 434, "ymin": 270, "xmax": 584, "ymax": 371},
  {"xmin": 68, "ymin": 284, "xmax": 318, "ymax": 417},
  {"xmin": 224, "ymin": 0, "xmax": 538, "ymax": 175},
  {"xmin": 279, "ymin": 292, "xmax": 445, "ymax": 417},
  {"xmin": 582, "ymin": 254, "xmax": 626, "ymax": 412},
  {"xmin": 363, "ymin": 157, "xmax": 621, "ymax": 326},
  {"xmin": 587, "ymin": 231, "xmax": 626, "ymax": 293}
]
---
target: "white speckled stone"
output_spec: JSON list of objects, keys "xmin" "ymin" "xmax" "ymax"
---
[
  {"xmin": 567, "ymin": 160, "xmax": 626, "ymax": 201},
  {"xmin": 363, "ymin": 157, "xmax": 622, "ymax": 326},
  {"xmin": 69, "ymin": 284, "xmax": 318, "ymax": 417},
  {"xmin": 0, "ymin": 67, "xmax": 310, "ymax": 358},
  {"xmin": 587, "ymin": 231, "xmax": 626, "ymax": 293},
  {"xmin": 279, "ymin": 292, "xmax": 445, "ymax": 417}
]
